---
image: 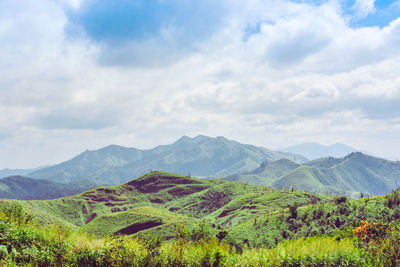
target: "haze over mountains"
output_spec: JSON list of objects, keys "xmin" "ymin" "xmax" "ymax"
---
[
  {"xmin": 1, "ymin": 135, "xmax": 399, "ymax": 200},
  {"xmin": 0, "ymin": 166, "xmax": 49, "ymax": 179},
  {"xmin": 28, "ymin": 135, "xmax": 307, "ymax": 184},
  {"xmin": 281, "ymin": 142, "xmax": 361, "ymax": 160},
  {"xmin": 0, "ymin": 176, "xmax": 100, "ymax": 200}
]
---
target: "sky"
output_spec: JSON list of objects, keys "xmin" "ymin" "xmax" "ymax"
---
[{"xmin": 0, "ymin": 0, "xmax": 400, "ymax": 169}]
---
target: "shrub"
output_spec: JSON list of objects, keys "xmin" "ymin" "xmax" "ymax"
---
[
  {"xmin": 353, "ymin": 221, "xmax": 386, "ymax": 243},
  {"xmin": 354, "ymin": 221, "xmax": 400, "ymax": 265}
]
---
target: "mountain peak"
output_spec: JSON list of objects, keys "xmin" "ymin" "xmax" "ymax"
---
[
  {"xmin": 174, "ymin": 135, "xmax": 192, "ymax": 144},
  {"xmin": 343, "ymin": 151, "xmax": 374, "ymax": 161},
  {"xmin": 193, "ymin": 135, "xmax": 212, "ymax": 143}
]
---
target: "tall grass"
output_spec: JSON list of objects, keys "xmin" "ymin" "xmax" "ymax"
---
[{"xmin": 0, "ymin": 201, "xmax": 398, "ymax": 266}]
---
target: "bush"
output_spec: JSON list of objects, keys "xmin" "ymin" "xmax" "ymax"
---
[{"xmin": 354, "ymin": 221, "xmax": 400, "ymax": 265}]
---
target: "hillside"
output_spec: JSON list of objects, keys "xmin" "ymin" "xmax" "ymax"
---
[
  {"xmin": 224, "ymin": 152, "xmax": 400, "ymax": 197},
  {"xmin": 0, "ymin": 176, "xmax": 100, "ymax": 200},
  {"xmin": 15, "ymin": 171, "xmax": 325, "ymax": 243},
  {"xmin": 28, "ymin": 135, "xmax": 307, "ymax": 184},
  {"xmin": 281, "ymin": 142, "xmax": 359, "ymax": 160},
  {"xmin": 2, "ymin": 171, "xmax": 400, "ymax": 265},
  {"xmin": 225, "ymin": 158, "xmax": 300, "ymax": 186}
]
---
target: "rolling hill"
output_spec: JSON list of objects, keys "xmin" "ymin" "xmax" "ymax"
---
[
  {"xmin": 0, "ymin": 176, "xmax": 101, "ymax": 200},
  {"xmin": 225, "ymin": 152, "xmax": 400, "ymax": 197},
  {"xmin": 28, "ymin": 135, "xmax": 307, "ymax": 184},
  {"xmin": 2, "ymin": 171, "xmax": 400, "ymax": 266},
  {"xmin": 281, "ymin": 142, "xmax": 360, "ymax": 160},
  {"xmin": 18, "ymin": 171, "xmax": 324, "ymax": 242}
]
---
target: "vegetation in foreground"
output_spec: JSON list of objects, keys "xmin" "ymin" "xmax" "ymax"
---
[
  {"xmin": 0, "ymin": 202, "xmax": 369, "ymax": 266},
  {"xmin": 2, "ymin": 192, "xmax": 400, "ymax": 266},
  {"xmin": 2, "ymin": 171, "xmax": 400, "ymax": 265}
]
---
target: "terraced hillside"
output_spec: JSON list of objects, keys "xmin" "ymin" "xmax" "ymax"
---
[
  {"xmin": 6, "ymin": 171, "xmax": 325, "ymax": 245},
  {"xmin": 3, "ymin": 171, "xmax": 400, "ymax": 266}
]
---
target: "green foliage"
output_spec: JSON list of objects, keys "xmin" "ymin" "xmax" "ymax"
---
[
  {"xmin": 3, "ymin": 191, "xmax": 400, "ymax": 266},
  {"xmin": 354, "ymin": 221, "xmax": 400, "ymax": 266},
  {"xmin": 0, "ymin": 202, "xmax": 32, "ymax": 226},
  {"xmin": 384, "ymin": 189, "xmax": 400, "ymax": 208}
]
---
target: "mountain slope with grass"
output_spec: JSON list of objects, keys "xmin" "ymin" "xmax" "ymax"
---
[
  {"xmin": 224, "ymin": 158, "xmax": 300, "ymax": 186},
  {"xmin": 2, "ymin": 171, "xmax": 400, "ymax": 265},
  {"xmin": 29, "ymin": 135, "xmax": 307, "ymax": 184},
  {"xmin": 0, "ymin": 176, "xmax": 100, "ymax": 200},
  {"xmin": 9, "ymin": 171, "xmax": 328, "ymax": 242},
  {"xmin": 224, "ymin": 152, "xmax": 400, "ymax": 198}
]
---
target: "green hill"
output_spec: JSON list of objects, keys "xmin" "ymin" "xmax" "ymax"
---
[
  {"xmin": 225, "ymin": 158, "xmax": 299, "ymax": 185},
  {"xmin": 28, "ymin": 135, "xmax": 307, "ymax": 184},
  {"xmin": 13, "ymin": 171, "xmax": 325, "ymax": 243},
  {"xmin": 224, "ymin": 152, "xmax": 400, "ymax": 198},
  {"xmin": 2, "ymin": 171, "xmax": 400, "ymax": 265},
  {"xmin": 0, "ymin": 176, "xmax": 100, "ymax": 200}
]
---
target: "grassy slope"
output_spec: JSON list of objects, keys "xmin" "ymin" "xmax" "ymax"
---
[
  {"xmin": 3, "ymin": 172, "xmax": 400, "ymax": 265},
  {"xmin": 0, "ymin": 201, "xmax": 371, "ymax": 266},
  {"xmin": 6, "ymin": 170, "xmax": 400, "ymax": 249},
  {"xmin": 226, "ymin": 152, "xmax": 400, "ymax": 198},
  {"xmin": 224, "ymin": 158, "xmax": 300, "ymax": 186},
  {"xmin": 4, "ymin": 172, "xmax": 328, "ymax": 242}
]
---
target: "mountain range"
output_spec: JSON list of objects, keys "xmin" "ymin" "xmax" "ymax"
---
[
  {"xmin": 280, "ymin": 142, "xmax": 361, "ymax": 160},
  {"xmin": 28, "ymin": 135, "xmax": 307, "ymax": 184},
  {"xmin": 0, "ymin": 136, "xmax": 398, "ymax": 200},
  {"xmin": 0, "ymin": 176, "xmax": 100, "ymax": 200},
  {"xmin": 225, "ymin": 152, "xmax": 400, "ymax": 198},
  {"xmin": 0, "ymin": 165, "xmax": 49, "ymax": 179}
]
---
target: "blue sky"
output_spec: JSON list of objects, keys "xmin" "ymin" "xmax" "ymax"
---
[{"xmin": 0, "ymin": 0, "xmax": 399, "ymax": 168}]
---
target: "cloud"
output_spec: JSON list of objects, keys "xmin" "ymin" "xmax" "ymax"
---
[
  {"xmin": 33, "ymin": 106, "xmax": 119, "ymax": 130},
  {"xmin": 1, "ymin": 0, "xmax": 400, "ymax": 168},
  {"xmin": 64, "ymin": 0, "xmax": 226, "ymax": 66},
  {"xmin": 352, "ymin": 0, "xmax": 376, "ymax": 18},
  {"xmin": 261, "ymin": 21, "xmax": 331, "ymax": 67}
]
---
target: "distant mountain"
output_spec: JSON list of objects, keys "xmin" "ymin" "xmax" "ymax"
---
[
  {"xmin": 0, "ymin": 166, "xmax": 50, "ymax": 178},
  {"xmin": 225, "ymin": 152, "xmax": 400, "ymax": 198},
  {"xmin": 281, "ymin": 142, "xmax": 360, "ymax": 160},
  {"xmin": 29, "ymin": 135, "xmax": 307, "ymax": 184},
  {"xmin": 0, "ymin": 176, "xmax": 101, "ymax": 200}
]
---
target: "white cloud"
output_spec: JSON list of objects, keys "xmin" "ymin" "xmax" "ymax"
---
[
  {"xmin": 0, "ymin": 0, "xmax": 400, "ymax": 168},
  {"xmin": 352, "ymin": 0, "xmax": 376, "ymax": 18}
]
